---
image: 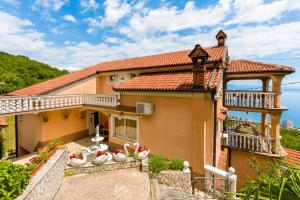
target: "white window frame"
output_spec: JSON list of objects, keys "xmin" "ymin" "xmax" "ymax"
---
[
  {"xmin": 107, "ymin": 75, "xmax": 116, "ymax": 84},
  {"xmin": 111, "ymin": 114, "xmax": 139, "ymax": 142}
]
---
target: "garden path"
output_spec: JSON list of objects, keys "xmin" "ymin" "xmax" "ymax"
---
[{"xmin": 53, "ymin": 168, "xmax": 151, "ymax": 200}]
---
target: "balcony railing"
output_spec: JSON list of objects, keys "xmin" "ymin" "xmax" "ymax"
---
[
  {"xmin": 222, "ymin": 132, "xmax": 275, "ymax": 154},
  {"xmin": 224, "ymin": 90, "xmax": 276, "ymax": 109},
  {"xmin": 0, "ymin": 94, "xmax": 119, "ymax": 115}
]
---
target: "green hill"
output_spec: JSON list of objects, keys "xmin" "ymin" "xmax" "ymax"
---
[{"xmin": 0, "ymin": 52, "xmax": 68, "ymax": 94}]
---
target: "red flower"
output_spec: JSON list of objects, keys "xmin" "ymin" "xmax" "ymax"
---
[
  {"xmin": 69, "ymin": 154, "xmax": 75, "ymax": 159},
  {"xmin": 96, "ymin": 150, "xmax": 108, "ymax": 157},
  {"xmin": 71, "ymin": 152, "xmax": 83, "ymax": 160},
  {"xmin": 138, "ymin": 145, "xmax": 148, "ymax": 153},
  {"xmin": 77, "ymin": 152, "xmax": 83, "ymax": 160},
  {"xmin": 30, "ymin": 156, "xmax": 39, "ymax": 163},
  {"xmin": 115, "ymin": 149, "xmax": 124, "ymax": 154}
]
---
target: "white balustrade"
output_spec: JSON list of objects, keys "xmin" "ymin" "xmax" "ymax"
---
[
  {"xmin": 225, "ymin": 90, "xmax": 276, "ymax": 109},
  {"xmin": 204, "ymin": 165, "xmax": 237, "ymax": 199},
  {"xmin": 225, "ymin": 131, "xmax": 274, "ymax": 154},
  {"xmin": 0, "ymin": 94, "xmax": 119, "ymax": 115}
]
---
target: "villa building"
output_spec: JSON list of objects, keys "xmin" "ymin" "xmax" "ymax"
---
[{"xmin": 0, "ymin": 31, "xmax": 295, "ymax": 188}]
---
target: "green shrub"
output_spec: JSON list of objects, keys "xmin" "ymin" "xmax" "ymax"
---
[
  {"xmin": 46, "ymin": 138, "xmax": 64, "ymax": 150},
  {"xmin": 0, "ymin": 161, "xmax": 29, "ymax": 199},
  {"xmin": 26, "ymin": 163, "xmax": 38, "ymax": 173},
  {"xmin": 37, "ymin": 151, "xmax": 50, "ymax": 163},
  {"xmin": 149, "ymin": 156, "xmax": 168, "ymax": 173},
  {"xmin": 238, "ymin": 158, "xmax": 300, "ymax": 200},
  {"xmin": 169, "ymin": 158, "xmax": 184, "ymax": 170}
]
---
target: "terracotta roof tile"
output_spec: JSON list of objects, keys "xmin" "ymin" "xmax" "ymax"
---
[
  {"xmin": 114, "ymin": 70, "xmax": 222, "ymax": 91},
  {"xmin": 285, "ymin": 148, "xmax": 300, "ymax": 166},
  {"xmin": 227, "ymin": 60, "xmax": 295, "ymax": 74},
  {"xmin": 8, "ymin": 46, "xmax": 226, "ymax": 96}
]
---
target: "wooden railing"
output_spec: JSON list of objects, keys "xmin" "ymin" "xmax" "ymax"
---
[
  {"xmin": 222, "ymin": 132, "xmax": 275, "ymax": 154},
  {"xmin": 0, "ymin": 94, "xmax": 119, "ymax": 115},
  {"xmin": 224, "ymin": 90, "xmax": 276, "ymax": 109}
]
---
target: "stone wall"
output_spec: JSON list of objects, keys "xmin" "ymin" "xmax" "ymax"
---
[
  {"xmin": 65, "ymin": 157, "xmax": 140, "ymax": 175},
  {"xmin": 153, "ymin": 170, "xmax": 192, "ymax": 193},
  {"xmin": 16, "ymin": 148, "xmax": 68, "ymax": 200}
]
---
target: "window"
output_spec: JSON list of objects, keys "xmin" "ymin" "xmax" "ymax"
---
[
  {"xmin": 112, "ymin": 115, "xmax": 138, "ymax": 142},
  {"xmin": 107, "ymin": 75, "xmax": 116, "ymax": 84}
]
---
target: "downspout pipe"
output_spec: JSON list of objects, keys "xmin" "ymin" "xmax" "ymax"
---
[
  {"xmin": 211, "ymin": 67, "xmax": 223, "ymax": 167},
  {"xmin": 212, "ymin": 90, "xmax": 217, "ymax": 167}
]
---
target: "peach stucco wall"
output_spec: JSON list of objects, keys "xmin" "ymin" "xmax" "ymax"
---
[
  {"xmin": 56, "ymin": 77, "xmax": 97, "ymax": 95},
  {"xmin": 108, "ymin": 93, "xmax": 215, "ymax": 174},
  {"xmin": 55, "ymin": 75, "xmax": 114, "ymax": 95},
  {"xmin": 18, "ymin": 114, "xmax": 42, "ymax": 153},
  {"xmin": 97, "ymin": 76, "xmax": 114, "ymax": 94},
  {"xmin": 39, "ymin": 108, "xmax": 88, "ymax": 142},
  {"xmin": 17, "ymin": 108, "xmax": 88, "ymax": 153},
  {"xmin": 230, "ymin": 149, "xmax": 275, "ymax": 189}
]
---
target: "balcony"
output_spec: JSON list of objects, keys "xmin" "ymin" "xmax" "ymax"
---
[
  {"xmin": 222, "ymin": 132, "xmax": 275, "ymax": 154},
  {"xmin": 221, "ymin": 118, "xmax": 283, "ymax": 155},
  {"xmin": 224, "ymin": 90, "xmax": 276, "ymax": 110},
  {"xmin": 0, "ymin": 94, "xmax": 119, "ymax": 115}
]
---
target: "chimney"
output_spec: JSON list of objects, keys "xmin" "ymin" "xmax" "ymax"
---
[
  {"xmin": 188, "ymin": 44, "xmax": 209, "ymax": 89},
  {"xmin": 216, "ymin": 30, "xmax": 227, "ymax": 46}
]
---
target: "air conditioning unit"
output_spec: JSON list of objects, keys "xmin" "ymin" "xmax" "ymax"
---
[{"xmin": 136, "ymin": 102, "xmax": 153, "ymax": 115}]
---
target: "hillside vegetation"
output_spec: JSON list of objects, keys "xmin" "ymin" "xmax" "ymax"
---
[
  {"xmin": 281, "ymin": 128, "xmax": 300, "ymax": 150},
  {"xmin": 0, "ymin": 52, "xmax": 68, "ymax": 94}
]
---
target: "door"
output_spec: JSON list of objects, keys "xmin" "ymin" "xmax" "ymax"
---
[{"xmin": 88, "ymin": 112, "xmax": 96, "ymax": 135}]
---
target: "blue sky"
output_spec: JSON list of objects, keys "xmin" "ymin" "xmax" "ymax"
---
[{"xmin": 0, "ymin": 0, "xmax": 299, "ymax": 88}]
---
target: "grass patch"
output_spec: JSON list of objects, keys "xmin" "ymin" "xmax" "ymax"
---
[
  {"xmin": 169, "ymin": 158, "xmax": 184, "ymax": 170},
  {"xmin": 0, "ymin": 116, "xmax": 16, "ymax": 157},
  {"xmin": 148, "ymin": 156, "xmax": 169, "ymax": 173},
  {"xmin": 149, "ymin": 156, "xmax": 184, "ymax": 173}
]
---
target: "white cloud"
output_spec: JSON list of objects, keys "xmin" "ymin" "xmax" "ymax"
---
[
  {"xmin": 227, "ymin": 0, "xmax": 300, "ymax": 25},
  {"xmin": 80, "ymin": 0, "xmax": 98, "ymax": 12},
  {"xmin": 120, "ymin": 0, "xmax": 232, "ymax": 38},
  {"xmin": 227, "ymin": 22, "xmax": 300, "ymax": 58},
  {"xmin": 0, "ymin": 11, "xmax": 32, "ymax": 35},
  {"xmin": 100, "ymin": 0, "xmax": 130, "ymax": 27},
  {"xmin": 34, "ymin": 0, "xmax": 69, "ymax": 11},
  {"xmin": 1, "ymin": 1, "xmax": 300, "ymax": 79},
  {"xmin": 63, "ymin": 14, "xmax": 76, "ymax": 23}
]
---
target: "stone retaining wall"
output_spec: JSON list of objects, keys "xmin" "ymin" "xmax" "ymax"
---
[
  {"xmin": 16, "ymin": 148, "xmax": 68, "ymax": 200},
  {"xmin": 65, "ymin": 157, "xmax": 140, "ymax": 175},
  {"xmin": 152, "ymin": 170, "xmax": 192, "ymax": 193}
]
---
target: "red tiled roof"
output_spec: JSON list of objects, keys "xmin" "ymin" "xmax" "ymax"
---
[
  {"xmin": 114, "ymin": 70, "xmax": 222, "ymax": 91},
  {"xmin": 0, "ymin": 116, "xmax": 8, "ymax": 127},
  {"xmin": 285, "ymin": 148, "xmax": 300, "ymax": 166},
  {"xmin": 228, "ymin": 60, "xmax": 295, "ymax": 74},
  {"xmin": 8, "ymin": 46, "xmax": 226, "ymax": 96},
  {"xmin": 7, "ymin": 46, "xmax": 295, "ymax": 96}
]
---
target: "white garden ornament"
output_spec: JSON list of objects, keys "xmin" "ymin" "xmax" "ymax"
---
[
  {"xmin": 68, "ymin": 147, "xmax": 90, "ymax": 167},
  {"xmin": 133, "ymin": 143, "xmax": 150, "ymax": 160},
  {"xmin": 112, "ymin": 143, "xmax": 129, "ymax": 162}
]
